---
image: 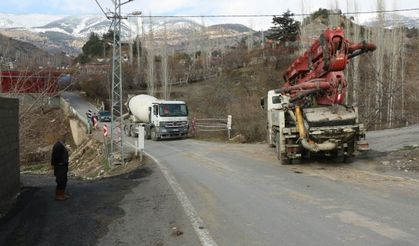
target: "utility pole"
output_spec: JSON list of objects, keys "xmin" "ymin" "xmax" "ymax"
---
[
  {"xmin": 94, "ymin": 0, "xmax": 135, "ymax": 165},
  {"xmin": 109, "ymin": 0, "xmax": 125, "ymax": 165}
]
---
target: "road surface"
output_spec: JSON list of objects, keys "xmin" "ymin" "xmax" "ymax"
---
[
  {"xmin": 367, "ymin": 125, "xmax": 419, "ymax": 152},
  {"xmin": 61, "ymin": 91, "xmax": 99, "ymax": 115},
  {"xmin": 138, "ymin": 136, "xmax": 419, "ymax": 246},
  {"xmin": 13, "ymin": 91, "xmax": 417, "ymax": 246}
]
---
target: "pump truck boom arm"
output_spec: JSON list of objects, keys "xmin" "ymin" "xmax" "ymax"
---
[{"xmin": 282, "ymin": 27, "xmax": 376, "ymax": 105}]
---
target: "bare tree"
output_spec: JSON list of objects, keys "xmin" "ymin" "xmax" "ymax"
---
[
  {"xmin": 161, "ymin": 20, "xmax": 170, "ymax": 99},
  {"xmin": 146, "ymin": 15, "xmax": 155, "ymax": 96}
]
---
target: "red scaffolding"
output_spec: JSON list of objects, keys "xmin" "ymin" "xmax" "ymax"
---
[{"xmin": 0, "ymin": 70, "xmax": 65, "ymax": 96}]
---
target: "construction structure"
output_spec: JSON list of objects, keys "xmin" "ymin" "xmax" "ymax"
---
[{"xmin": 0, "ymin": 70, "xmax": 65, "ymax": 95}]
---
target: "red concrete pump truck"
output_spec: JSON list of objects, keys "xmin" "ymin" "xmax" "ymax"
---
[{"xmin": 261, "ymin": 27, "xmax": 376, "ymax": 164}]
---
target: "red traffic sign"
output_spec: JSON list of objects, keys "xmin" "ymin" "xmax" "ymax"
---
[
  {"xmin": 103, "ymin": 124, "xmax": 108, "ymax": 137},
  {"xmin": 93, "ymin": 116, "xmax": 98, "ymax": 128}
]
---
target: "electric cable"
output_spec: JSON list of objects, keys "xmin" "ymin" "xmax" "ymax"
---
[{"xmin": 126, "ymin": 7, "xmax": 419, "ymax": 18}]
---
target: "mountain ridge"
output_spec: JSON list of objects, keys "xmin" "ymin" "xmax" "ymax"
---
[
  {"xmin": 1, "ymin": 12, "xmax": 417, "ymax": 55},
  {"xmin": 0, "ymin": 14, "xmax": 254, "ymax": 55}
]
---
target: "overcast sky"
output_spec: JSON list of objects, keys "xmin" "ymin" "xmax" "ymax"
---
[{"xmin": 1, "ymin": 0, "xmax": 418, "ymax": 29}]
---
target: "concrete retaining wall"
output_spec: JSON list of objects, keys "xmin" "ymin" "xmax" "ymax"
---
[
  {"xmin": 60, "ymin": 97, "xmax": 88, "ymax": 146},
  {"xmin": 0, "ymin": 97, "xmax": 20, "ymax": 212},
  {"xmin": 0, "ymin": 93, "xmax": 59, "ymax": 107}
]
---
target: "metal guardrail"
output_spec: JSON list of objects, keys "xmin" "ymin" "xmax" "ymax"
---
[{"xmin": 191, "ymin": 115, "xmax": 232, "ymax": 138}]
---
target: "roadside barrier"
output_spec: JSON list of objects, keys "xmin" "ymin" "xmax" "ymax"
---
[{"xmin": 191, "ymin": 115, "xmax": 232, "ymax": 139}]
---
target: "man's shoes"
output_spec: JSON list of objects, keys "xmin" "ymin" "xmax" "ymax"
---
[{"xmin": 55, "ymin": 189, "xmax": 69, "ymax": 201}]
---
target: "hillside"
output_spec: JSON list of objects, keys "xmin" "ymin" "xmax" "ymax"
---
[
  {"xmin": 0, "ymin": 33, "xmax": 57, "ymax": 69},
  {"xmin": 0, "ymin": 14, "xmax": 255, "ymax": 55},
  {"xmin": 362, "ymin": 13, "xmax": 419, "ymax": 29}
]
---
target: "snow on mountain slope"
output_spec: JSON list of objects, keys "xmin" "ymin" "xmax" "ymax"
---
[
  {"xmin": 34, "ymin": 15, "xmax": 114, "ymax": 37},
  {"xmin": 0, "ymin": 13, "xmax": 253, "ymax": 54},
  {"xmin": 360, "ymin": 13, "xmax": 419, "ymax": 28},
  {"xmin": 0, "ymin": 13, "xmax": 65, "ymax": 28}
]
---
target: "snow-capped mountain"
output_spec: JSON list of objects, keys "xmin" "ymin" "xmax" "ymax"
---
[
  {"xmin": 35, "ymin": 15, "xmax": 109, "ymax": 37},
  {"xmin": 361, "ymin": 13, "xmax": 419, "ymax": 29},
  {"xmin": 0, "ymin": 13, "xmax": 65, "ymax": 29},
  {"xmin": 0, "ymin": 13, "xmax": 254, "ymax": 55}
]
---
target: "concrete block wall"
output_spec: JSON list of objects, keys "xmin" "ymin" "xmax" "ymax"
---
[
  {"xmin": 60, "ymin": 97, "xmax": 88, "ymax": 146},
  {"xmin": 0, "ymin": 97, "xmax": 20, "ymax": 212}
]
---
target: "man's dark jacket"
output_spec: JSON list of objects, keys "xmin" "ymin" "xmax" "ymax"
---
[{"xmin": 51, "ymin": 141, "xmax": 68, "ymax": 167}]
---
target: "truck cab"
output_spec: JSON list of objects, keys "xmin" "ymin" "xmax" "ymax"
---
[
  {"xmin": 262, "ymin": 90, "xmax": 289, "ymax": 147},
  {"xmin": 148, "ymin": 101, "xmax": 189, "ymax": 140},
  {"xmin": 124, "ymin": 94, "xmax": 189, "ymax": 141}
]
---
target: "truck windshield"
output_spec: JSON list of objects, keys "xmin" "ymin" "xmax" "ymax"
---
[
  {"xmin": 272, "ymin": 96, "xmax": 281, "ymax": 104},
  {"xmin": 159, "ymin": 104, "xmax": 188, "ymax": 117}
]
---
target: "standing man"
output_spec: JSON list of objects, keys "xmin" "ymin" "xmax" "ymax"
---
[{"xmin": 51, "ymin": 131, "xmax": 70, "ymax": 201}]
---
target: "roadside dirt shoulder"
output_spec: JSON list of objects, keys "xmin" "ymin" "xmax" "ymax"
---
[
  {"xmin": 204, "ymin": 140, "xmax": 419, "ymax": 192},
  {"xmin": 0, "ymin": 158, "xmax": 200, "ymax": 246}
]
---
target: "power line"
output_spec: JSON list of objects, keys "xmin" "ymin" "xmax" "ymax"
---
[
  {"xmin": 129, "ymin": 7, "xmax": 419, "ymax": 18},
  {"xmin": 94, "ymin": 0, "xmax": 109, "ymax": 19}
]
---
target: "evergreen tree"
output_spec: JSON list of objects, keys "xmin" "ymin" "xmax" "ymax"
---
[
  {"xmin": 76, "ymin": 31, "xmax": 115, "ymax": 64},
  {"xmin": 267, "ymin": 10, "xmax": 300, "ymax": 43},
  {"xmin": 82, "ymin": 33, "xmax": 102, "ymax": 57}
]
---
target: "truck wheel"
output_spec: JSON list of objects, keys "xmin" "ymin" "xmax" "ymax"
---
[
  {"xmin": 332, "ymin": 155, "xmax": 346, "ymax": 163},
  {"xmin": 290, "ymin": 158, "xmax": 301, "ymax": 164},
  {"xmin": 151, "ymin": 128, "xmax": 159, "ymax": 141},
  {"xmin": 332, "ymin": 150, "xmax": 346, "ymax": 163},
  {"xmin": 281, "ymin": 156, "xmax": 293, "ymax": 165},
  {"xmin": 124, "ymin": 125, "xmax": 132, "ymax": 137},
  {"xmin": 275, "ymin": 132, "xmax": 287, "ymax": 163},
  {"xmin": 130, "ymin": 127, "xmax": 138, "ymax": 137},
  {"xmin": 268, "ymin": 128, "xmax": 274, "ymax": 147},
  {"xmin": 275, "ymin": 133, "xmax": 281, "ymax": 160},
  {"xmin": 145, "ymin": 128, "xmax": 151, "ymax": 139},
  {"xmin": 277, "ymin": 133, "xmax": 296, "ymax": 165}
]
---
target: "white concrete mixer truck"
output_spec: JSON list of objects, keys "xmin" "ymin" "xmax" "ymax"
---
[{"xmin": 124, "ymin": 94, "xmax": 189, "ymax": 141}]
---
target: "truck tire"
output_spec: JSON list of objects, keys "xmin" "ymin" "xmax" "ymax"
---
[
  {"xmin": 332, "ymin": 149, "xmax": 347, "ymax": 163},
  {"xmin": 276, "ymin": 132, "xmax": 294, "ymax": 165},
  {"xmin": 275, "ymin": 133, "xmax": 281, "ymax": 160},
  {"xmin": 130, "ymin": 127, "xmax": 138, "ymax": 137},
  {"xmin": 124, "ymin": 125, "xmax": 132, "ymax": 137},
  {"xmin": 275, "ymin": 132, "xmax": 288, "ymax": 164},
  {"xmin": 145, "ymin": 128, "xmax": 151, "ymax": 140},
  {"xmin": 151, "ymin": 128, "xmax": 159, "ymax": 141},
  {"xmin": 268, "ymin": 128, "xmax": 274, "ymax": 147}
]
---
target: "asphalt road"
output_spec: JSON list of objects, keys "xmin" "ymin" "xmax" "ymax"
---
[
  {"xmin": 61, "ymin": 91, "xmax": 99, "ymax": 115},
  {"xmin": 141, "ymin": 138, "xmax": 419, "ymax": 246},
  {"xmin": 367, "ymin": 125, "xmax": 419, "ymax": 152}
]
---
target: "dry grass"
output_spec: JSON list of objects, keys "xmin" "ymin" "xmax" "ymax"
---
[{"xmin": 20, "ymin": 105, "xmax": 73, "ymax": 166}]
